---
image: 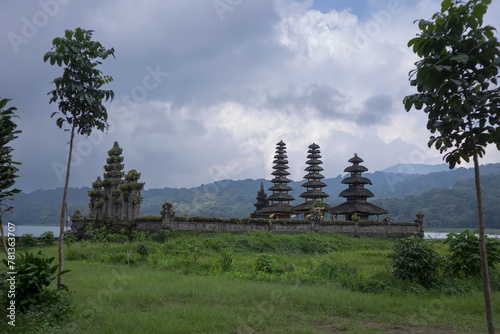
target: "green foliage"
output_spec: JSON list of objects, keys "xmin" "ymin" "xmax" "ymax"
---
[
  {"xmin": 404, "ymin": 0, "xmax": 500, "ymax": 168},
  {"xmin": 64, "ymin": 231, "xmax": 77, "ymax": 246},
  {"xmin": 106, "ymin": 233, "xmax": 128, "ymax": 243},
  {"xmin": 0, "ymin": 98, "xmax": 21, "ymax": 213},
  {"xmin": 149, "ymin": 230, "xmax": 173, "ymax": 243},
  {"xmin": 0, "ymin": 251, "xmax": 69, "ymax": 312},
  {"xmin": 392, "ymin": 236, "xmax": 443, "ymax": 287},
  {"xmin": 43, "ymin": 27, "xmax": 115, "ymax": 136},
  {"xmin": 445, "ymin": 229, "xmax": 500, "ymax": 276},
  {"xmin": 90, "ymin": 227, "xmax": 107, "ymax": 242},
  {"xmin": 19, "ymin": 233, "xmax": 38, "ymax": 247},
  {"xmin": 135, "ymin": 243, "xmax": 149, "ymax": 257},
  {"xmin": 254, "ymin": 253, "xmax": 275, "ymax": 274},
  {"xmin": 219, "ymin": 248, "xmax": 234, "ymax": 271},
  {"xmin": 39, "ymin": 231, "xmax": 55, "ymax": 246}
]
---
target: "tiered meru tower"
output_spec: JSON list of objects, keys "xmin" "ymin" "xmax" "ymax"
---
[
  {"xmin": 292, "ymin": 143, "xmax": 330, "ymax": 217},
  {"xmin": 88, "ymin": 142, "xmax": 145, "ymax": 221},
  {"xmin": 256, "ymin": 140, "xmax": 295, "ymax": 219},
  {"xmin": 329, "ymin": 153, "xmax": 386, "ymax": 220}
]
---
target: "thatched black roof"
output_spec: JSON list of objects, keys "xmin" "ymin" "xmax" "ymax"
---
[
  {"xmin": 348, "ymin": 154, "xmax": 363, "ymax": 164},
  {"xmin": 301, "ymin": 180, "xmax": 327, "ymax": 188},
  {"xmin": 339, "ymin": 188, "xmax": 375, "ymax": 198},
  {"xmin": 303, "ymin": 172, "xmax": 325, "ymax": 180},
  {"xmin": 268, "ymin": 193, "xmax": 295, "ymax": 201},
  {"xmin": 299, "ymin": 190, "xmax": 329, "ymax": 199},
  {"xmin": 292, "ymin": 202, "xmax": 332, "ymax": 212},
  {"xmin": 269, "ymin": 184, "xmax": 294, "ymax": 192},
  {"xmin": 305, "ymin": 165, "xmax": 324, "ymax": 172},
  {"xmin": 271, "ymin": 176, "xmax": 292, "ymax": 184},
  {"xmin": 341, "ymin": 175, "xmax": 372, "ymax": 185},
  {"xmin": 329, "ymin": 201, "xmax": 387, "ymax": 215},
  {"xmin": 306, "ymin": 159, "xmax": 322, "ymax": 165},
  {"xmin": 257, "ymin": 204, "xmax": 293, "ymax": 214},
  {"xmin": 344, "ymin": 165, "xmax": 368, "ymax": 173}
]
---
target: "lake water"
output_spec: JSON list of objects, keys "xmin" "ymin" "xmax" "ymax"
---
[
  {"xmin": 3, "ymin": 226, "xmax": 499, "ymax": 239},
  {"xmin": 2, "ymin": 225, "xmax": 69, "ymax": 237}
]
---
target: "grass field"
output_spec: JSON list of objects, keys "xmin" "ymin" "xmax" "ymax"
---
[{"xmin": 1, "ymin": 232, "xmax": 499, "ymax": 333}]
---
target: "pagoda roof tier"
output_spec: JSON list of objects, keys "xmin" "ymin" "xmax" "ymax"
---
[
  {"xmin": 307, "ymin": 153, "xmax": 322, "ymax": 159},
  {"xmin": 269, "ymin": 184, "xmax": 294, "ymax": 192},
  {"xmin": 273, "ymin": 159, "xmax": 289, "ymax": 164},
  {"xmin": 299, "ymin": 190, "xmax": 329, "ymax": 199},
  {"xmin": 344, "ymin": 165, "xmax": 368, "ymax": 173},
  {"xmin": 301, "ymin": 180, "xmax": 327, "ymax": 188},
  {"xmin": 305, "ymin": 165, "xmax": 324, "ymax": 172},
  {"xmin": 292, "ymin": 202, "xmax": 331, "ymax": 212},
  {"xmin": 348, "ymin": 154, "xmax": 364, "ymax": 163},
  {"xmin": 270, "ymin": 176, "xmax": 292, "ymax": 184},
  {"xmin": 257, "ymin": 204, "xmax": 293, "ymax": 214},
  {"xmin": 303, "ymin": 172, "xmax": 325, "ymax": 180},
  {"xmin": 271, "ymin": 170, "xmax": 291, "ymax": 177},
  {"xmin": 267, "ymin": 193, "xmax": 295, "ymax": 202},
  {"xmin": 306, "ymin": 159, "xmax": 323, "ymax": 165},
  {"xmin": 341, "ymin": 176, "xmax": 372, "ymax": 185},
  {"xmin": 329, "ymin": 201, "xmax": 387, "ymax": 215},
  {"xmin": 273, "ymin": 164, "xmax": 290, "ymax": 170},
  {"xmin": 338, "ymin": 188, "xmax": 375, "ymax": 198},
  {"xmin": 274, "ymin": 153, "xmax": 288, "ymax": 159},
  {"xmin": 308, "ymin": 143, "xmax": 320, "ymax": 149}
]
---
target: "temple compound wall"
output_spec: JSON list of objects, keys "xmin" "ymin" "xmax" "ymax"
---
[{"xmin": 71, "ymin": 203, "xmax": 424, "ymax": 239}]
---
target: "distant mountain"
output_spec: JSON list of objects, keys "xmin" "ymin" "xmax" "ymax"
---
[
  {"xmin": 4, "ymin": 164, "xmax": 500, "ymax": 229},
  {"xmin": 382, "ymin": 163, "xmax": 449, "ymax": 174}
]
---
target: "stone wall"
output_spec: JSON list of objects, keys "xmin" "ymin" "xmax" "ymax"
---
[{"xmin": 72, "ymin": 203, "xmax": 424, "ymax": 239}]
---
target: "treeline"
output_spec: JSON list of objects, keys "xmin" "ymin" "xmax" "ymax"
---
[
  {"xmin": 372, "ymin": 172, "xmax": 500, "ymax": 229},
  {"xmin": 4, "ymin": 164, "xmax": 500, "ymax": 229}
]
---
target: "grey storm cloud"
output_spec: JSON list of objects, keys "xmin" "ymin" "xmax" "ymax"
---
[
  {"xmin": 1, "ymin": 0, "xmax": 499, "ymax": 193},
  {"xmin": 263, "ymin": 84, "xmax": 350, "ymax": 119},
  {"xmin": 356, "ymin": 94, "xmax": 394, "ymax": 126}
]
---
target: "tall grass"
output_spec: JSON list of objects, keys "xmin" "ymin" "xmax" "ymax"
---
[{"xmin": 1, "ymin": 232, "xmax": 499, "ymax": 333}]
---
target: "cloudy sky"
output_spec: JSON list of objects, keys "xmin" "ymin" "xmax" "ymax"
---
[{"xmin": 2, "ymin": 0, "xmax": 500, "ymax": 193}]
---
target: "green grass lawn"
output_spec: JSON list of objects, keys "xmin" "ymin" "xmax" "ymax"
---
[{"xmin": 1, "ymin": 232, "xmax": 499, "ymax": 333}]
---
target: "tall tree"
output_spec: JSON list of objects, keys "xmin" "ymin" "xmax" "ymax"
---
[
  {"xmin": 403, "ymin": 1, "xmax": 500, "ymax": 332},
  {"xmin": 0, "ymin": 98, "xmax": 21, "ymax": 256},
  {"xmin": 44, "ymin": 28, "xmax": 115, "ymax": 288}
]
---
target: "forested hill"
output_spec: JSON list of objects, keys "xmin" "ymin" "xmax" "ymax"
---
[{"xmin": 4, "ymin": 163, "xmax": 500, "ymax": 229}]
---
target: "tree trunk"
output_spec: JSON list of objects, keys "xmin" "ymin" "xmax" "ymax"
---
[
  {"xmin": 471, "ymin": 131, "xmax": 495, "ymax": 334},
  {"xmin": 0, "ymin": 211, "xmax": 8, "ymax": 256},
  {"xmin": 58, "ymin": 123, "xmax": 75, "ymax": 289}
]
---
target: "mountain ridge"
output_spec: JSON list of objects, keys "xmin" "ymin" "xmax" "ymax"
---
[{"xmin": 4, "ymin": 163, "xmax": 500, "ymax": 229}]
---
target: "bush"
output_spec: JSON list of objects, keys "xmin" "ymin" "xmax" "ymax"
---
[
  {"xmin": 19, "ymin": 233, "xmax": 38, "ymax": 247},
  {"xmin": 39, "ymin": 231, "xmax": 55, "ymax": 246},
  {"xmin": 392, "ymin": 236, "xmax": 442, "ymax": 288},
  {"xmin": 219, "ymin": 249, "xmax": 234, "ymax": 271},
  {"xmin": 150, "ymin": 230, "xmax": 172, "ymax": 243},
  {"xmin": 0, "ymin": 251, "xmax": 69, "ymax": 312},
  {"xmin": 135, "ymin": 243, "xmax": 149, "ymax": 257},
  {"xmin": 445, "ymin": 229, "xmax": 500, "ymax": 277},
  {"xmin": 255, "ymin": 253, "xmax": 275, "ymax": 274},
  {"xmin": 106, "ymin": 233, "xmax": 128, "ymax": 243},
  {"xmin": 64, "ymin": 231, "xmax": 78, "ymax": 246}
]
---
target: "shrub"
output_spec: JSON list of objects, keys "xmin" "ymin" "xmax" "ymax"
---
[
  {"xmin": 64, "ymin": 231, "xmax": 78, "ymax": 246},
  {"xmin": 150, "ymin": 230, "xmax": 172, "ymax": 243},
  {"xmin": 445, "ymin": 229, "xmax": 500, "ymax": 277},
  {"xmin": 392, "ymin": 236, "xmax": 442, "ymax": 288},
  {"xmin": 0, "ymin": 251, "xmax": 70, "ymax": 312},
  {"xmin": 135, "ymin": 243, "xmax": 149, "ymax": 257},
  {"xmin": 219, "ymin": 249, "xmax": 234, "ymax": 271},
  {"xmin": 255, "ymin": 253, "xmax": 275, "ymax": 274},
  {"xmin": 39, "ymin": 231, "xmax": 55, "ymax": 246},
  {"xmin": 19, "ymin": 233, "xmax": 38, "ymax": 247},
  {"xmin": 106, "ymin": 233, "xmax": 128, "ymax": 243}
]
